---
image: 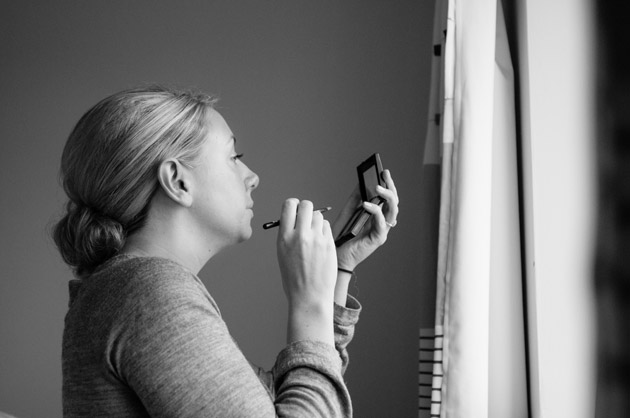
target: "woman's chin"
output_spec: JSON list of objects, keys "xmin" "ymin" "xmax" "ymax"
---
[{"xmin": 238, "ymin": 226, "xmax": 253, "ymax": 242}]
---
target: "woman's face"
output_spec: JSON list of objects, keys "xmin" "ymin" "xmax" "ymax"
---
[{"xmin": 190, "ymin": 109, "xmax": 259, "ymax": 250}]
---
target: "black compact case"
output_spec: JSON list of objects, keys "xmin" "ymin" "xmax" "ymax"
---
[{"xmin": 335, "ymin": 153, "xmax": 385, "ymax": 246}]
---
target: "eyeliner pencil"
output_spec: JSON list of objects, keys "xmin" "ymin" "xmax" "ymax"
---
[{"xmin": 262, "ymin": 206, "xmax": 332, "ymax": 230}]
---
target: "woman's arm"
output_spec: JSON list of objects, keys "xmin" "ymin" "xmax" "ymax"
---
[
  {"xmin": 333, "ymin": 169, "xmax": 400, "ymax": 305},
  {"xmin": 250, "ymin": 295, "xmax": 362, "ymax": 395},
  {"xmin": 113, "ymin": 261, "xmax": 352, "ymax": 417},
  {"xmin": 334, "ymin": 270, "xmax": 353, "ymax": 306},
  {"xmin": 276, "ymin": 199, "xmax": 337, "ymax": 347}
]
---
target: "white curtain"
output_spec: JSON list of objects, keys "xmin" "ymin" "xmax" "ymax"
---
[{"xmin": 420, "ymin": 0, "xmax": 528, "ymax": 416}]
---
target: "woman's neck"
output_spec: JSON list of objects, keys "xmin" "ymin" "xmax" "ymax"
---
[{"xmin": 121, "ymin": 213, "xmax": 220, "ymax": 275}]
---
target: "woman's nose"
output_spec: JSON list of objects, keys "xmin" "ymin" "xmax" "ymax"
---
[{"xmin": 246, "ymin": 169, "xmax": 260, "ymax": 191}]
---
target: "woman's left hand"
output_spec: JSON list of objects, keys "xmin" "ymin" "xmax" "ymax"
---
[{"xmin": 332, "ymin": 169, "xmax": 399, "ymax": 271}]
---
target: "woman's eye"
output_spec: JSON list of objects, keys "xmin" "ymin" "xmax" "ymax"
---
[{"xmin": 232, "ymin": 153, "xmax": 244, "ymax": 161}]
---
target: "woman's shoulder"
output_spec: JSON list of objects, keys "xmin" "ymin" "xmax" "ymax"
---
[
  {"xmin": 90, "ymin": 254, "xmax": 210, "ymax": 305},
  {"xmin": 110, "ymin": 254, "xmax": 192, "ymax": 277},
  {"xmin": 96, "ymin": 253, "xmax": 192, "ymax": 280}
]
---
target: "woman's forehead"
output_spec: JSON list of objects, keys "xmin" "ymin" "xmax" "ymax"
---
[{"xmin": 203, "ymin": 109, "xmax": 235, "ymax": 149}]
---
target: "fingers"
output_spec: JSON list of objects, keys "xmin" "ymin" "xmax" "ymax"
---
[
  {"xmin": 322, "ymin": 218, "xmax": 333, "ymax": 239},
  {"xmin": 311, "ymin": 209, "xmax": 325, "ymax": 234},
  {"xmin": 279, "ymin": 199, "xmax": 330, "ymax": 235},
  {"xmin": 362, "ymin": 200, "xmax": 388, "ymax": 230},
  {"xmin": 295, "ymin": 200, "xmax": 314, "ymax": 231},
  {"xmin": 376, "ymin": 169, "xmax": 400, "ymax": 225},
  {"xmin": 377, "ymin": 170, "xmax": 399, "ymax": 205},
  {"xmin": 381, "ymin": 169, "xmax": 398, "ymax": 195},
  {"xmin": 334, "ymin": 170, "xmax": 398, "ymax": 269},
  {"xmin": 279, "ymin": 198, "xmax": 299, "ymax": 233},
  {"xmin": 305, "ymin": 205, "xmax": 332, "ymax": 237}
]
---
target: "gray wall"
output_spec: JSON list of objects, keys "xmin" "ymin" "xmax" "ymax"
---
[{"xmin": 0, "ymin": 1, "xmax": 436, "ymax": 416}]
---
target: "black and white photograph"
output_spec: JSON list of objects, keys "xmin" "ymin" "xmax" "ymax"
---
[{"xmin": 1, "ymin": 0, "xmax": 627, "ymax": 417}]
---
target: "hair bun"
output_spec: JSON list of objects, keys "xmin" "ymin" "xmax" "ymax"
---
[
  {"xmin": 53, "ymin": 202, "xmax": 125, "ymax": 276},
  {"xmin": 54, "ymin": 86, "xmax": 216, "ymax": 276}
]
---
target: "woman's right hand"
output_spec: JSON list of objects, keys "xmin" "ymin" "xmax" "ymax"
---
[{"xmin": 276, "ymin": 199, "xmax": 337, "ymax": 346}]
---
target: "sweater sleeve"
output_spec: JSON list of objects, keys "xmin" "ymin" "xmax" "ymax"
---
[
  {"xmin": 250, "ymin": 295, "xmax": 362, "ymax": 399},
  {"xmin": 333, "ymin": 295, "xmax": 362, "ymax": 375},
  {"xmin": 109, "ymin": 261, "xmax": 355, "ymax": 417}
]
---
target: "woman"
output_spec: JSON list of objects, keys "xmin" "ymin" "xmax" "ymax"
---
[{"xmin": 53, "ymin": 85, "xmax": 399, "ymax": 417}]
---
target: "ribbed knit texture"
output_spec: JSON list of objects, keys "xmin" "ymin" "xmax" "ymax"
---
[{"xmin": 62, "ymin": 255, "xmax": 361, "ymax": 417}]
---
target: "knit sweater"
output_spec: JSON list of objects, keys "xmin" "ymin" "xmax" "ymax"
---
[{"xmin": 62, "ymin": 254, "xmax": 361, "ymax": 417}]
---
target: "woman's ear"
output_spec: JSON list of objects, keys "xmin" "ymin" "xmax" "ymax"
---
[{"xmin": 157, "ymin": 159, "xmax": 193, "ymax": 207}]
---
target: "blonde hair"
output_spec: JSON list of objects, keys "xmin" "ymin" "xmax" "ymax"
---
[{"xmin": 53, "ymin": 85, "xmax": 217, "ymax": 276}]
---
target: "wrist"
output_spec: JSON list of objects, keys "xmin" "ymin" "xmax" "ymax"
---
[
  {"xmin": 287, "ymin": 301, "xmax": 334, "ymax": 345},
  {"xmin": 337, "ymin": 266, "xmax": 354, "ymax": 275},
  {"xmin": 336, "ymin": 250, "xmax": 358, "ymax": 272},
  {"xmin": 335, "ymin": 267, "xmax": 354, "ymax": 306}
]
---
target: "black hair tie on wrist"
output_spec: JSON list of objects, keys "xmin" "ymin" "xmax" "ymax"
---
[{"xmin": 338, "ymin": 267, "xmax": 354, "ymax": 275}]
